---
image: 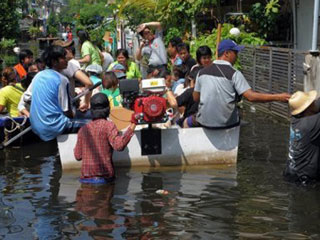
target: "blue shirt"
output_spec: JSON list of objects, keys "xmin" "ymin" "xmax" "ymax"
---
[
  {"xmin": 30, "ymin": 69, "xmax": 71, "ymax": 141},
  {"xmin": 89, "ymin": 75, "xmax": 102, "ymax": 85}
]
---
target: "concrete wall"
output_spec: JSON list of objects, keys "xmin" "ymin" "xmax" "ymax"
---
[{"xmin": 296, "ymin": 0, "xmax": 317, "ymax": 50}]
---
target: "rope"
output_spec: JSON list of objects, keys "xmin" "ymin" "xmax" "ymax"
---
[{"xmin": 3, "ymin": 116, "xmax": 28, "ymax": 134}]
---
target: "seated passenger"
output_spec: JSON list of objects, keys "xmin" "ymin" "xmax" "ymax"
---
[
  {"xmin": 187, "ymin": 39, "xmax": 290, "ymax": 129},
  {"xmin": 29, "ymin": 45, "xmax": 88, "ymax": 141},
  {"xmin": 14, "ymin": 49, "xmax": 33, "ymax": 80},
  {"xmin": 0, "ymin": 67, "xmax": 25, "ymax": 117},
  {"xmin": 284, "ymin": 91, "xmax": 320, "ymax": 185},
  {"xmin": 100, "ymin": 71, "xmax": 122, "ymax": 108},
  {"xmin": 108, "ymin": 49, "xmax": 141, "ymax": 80},
  {"xmin": 177, "ymin": 42, "xmax": 197, "ymax": 72},
  {"xmin": 74, "ymin": 93, "xmax": 136, "ymax": 184},
  {"xmin": 171, "ymin": 64, "xmax": 189, "ymax": 96}
]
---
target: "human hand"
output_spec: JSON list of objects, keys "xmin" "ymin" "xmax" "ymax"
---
[
  {"xmin": 277, "ymin": 93, "xmax": 291, "ymax": 102},
  {"xmin": 131, "ymin": 113, "xmax": 140, "ymax": 124},
  {"xmin": 137, "ymin": 23, "xmax": 146, "ymax": 33},
  {"xmin": 78, "ymin": 102, "xmax": 89, "ymax": 112}
]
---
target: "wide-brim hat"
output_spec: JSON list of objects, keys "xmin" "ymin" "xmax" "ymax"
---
[
  {"xmin": 52, "ymin": 40, "xmax": 74, "ymax": 48},
  {"xmin": 289, "ymin": 90, "xmax": 317, "ymax": 115}
]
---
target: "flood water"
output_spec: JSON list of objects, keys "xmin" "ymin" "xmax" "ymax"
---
[{"xmin": 1, "ymin": 108, "xmax": 320, "ymax": 239}]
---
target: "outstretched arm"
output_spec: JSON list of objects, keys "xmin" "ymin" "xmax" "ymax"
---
[{"xmin": 243, "ymin": 89, "xmax": 291, "ymax": 103}]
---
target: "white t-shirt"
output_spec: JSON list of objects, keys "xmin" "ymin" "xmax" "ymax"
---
[
  {"xmin": 102, "ymin": 52, "xmax": 114, "ymax": 71},
  {"xmin": 61, "ymin": 59, "xmax": 81, "ymax": 97}
]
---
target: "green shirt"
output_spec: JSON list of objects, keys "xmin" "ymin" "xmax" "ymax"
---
[
  {"xmin": 100, "ymin": 87, "xmax": 122, "ymax": 108},
  {"xmin": 108, "ymin": 60, "xmax": 142, "ymax": 79},
  {"xmin": 81, "ymin": 41, "xmax": 102, "ymax": 67},
  {"xmin": 0, "ymin": 83, "xmax": 24, "ymax": 117}
]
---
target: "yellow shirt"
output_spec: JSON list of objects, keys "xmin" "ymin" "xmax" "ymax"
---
[{"xmin": 0, "ymin": 84, "xmax": 24, "ymax": 117}]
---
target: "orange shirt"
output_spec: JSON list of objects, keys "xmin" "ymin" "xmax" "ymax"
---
[{"xmin": 14, "ymin": 63, "xmax": 27, "ymax": 80}]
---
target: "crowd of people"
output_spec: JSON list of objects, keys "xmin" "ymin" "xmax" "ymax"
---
[{"xmin": 2, "ymin": 21, "xmax": 318, "ymax": 186}]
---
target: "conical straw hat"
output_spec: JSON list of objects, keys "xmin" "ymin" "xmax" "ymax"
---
[{"xmin": 289, "ymin": 90, "xmax": 317, "ymax": 115}]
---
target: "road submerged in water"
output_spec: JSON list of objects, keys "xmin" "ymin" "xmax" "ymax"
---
[{"xmin": 1, "ymin": 107, "xmax": 320, "ymax": 239}]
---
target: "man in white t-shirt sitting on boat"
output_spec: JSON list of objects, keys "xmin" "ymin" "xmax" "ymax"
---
[{"xmin": 186, "ymin": 39, "xmax": 291, "ymax": 128}]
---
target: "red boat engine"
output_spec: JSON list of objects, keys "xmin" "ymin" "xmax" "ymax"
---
[
  {"xmin": 119, "ymin": 78, "xmax": 169, "ymax": 124},
  {"xmin": 133, "ymin": 96, "xmax": 167, "ymax": 123}
]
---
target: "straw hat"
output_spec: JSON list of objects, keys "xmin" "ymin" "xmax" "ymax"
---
[{"xmin": 289, "ymin": 90, "xmax": 317, "ymax": 115}]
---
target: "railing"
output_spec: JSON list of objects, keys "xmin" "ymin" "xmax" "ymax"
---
[{"xmin": 239, "ymin": 45, "xmax": 307, "ymax": 119}]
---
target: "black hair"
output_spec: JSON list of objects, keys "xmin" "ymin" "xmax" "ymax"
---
[
  {"xmin": 116, "ymin": 49, "xmax": 129, "ymax": 59},
  {"xmin": 77, "ymin": 30, "xmax": 90, "ymax": 45},
  {"xmin": 19, "ymin": 49, "xmax": 33, "ymax": 63},
  {"xmin": 90, "ymin": 93, "xmax": 110, "ymax": 120},
  {"xmin": 139, "ymin": 26, "xmax": 150, "ymax": 37},
  {"xmin": 42, "ymin": 45, "xmax": 66, "ymax": 68},
  {"xmin": 169, "ymin": 37, "xmax": 183, "ymax": 49},
  {"xmin": 21, "ymin": 71, "xmax": 37, "ymax": 89},
  {"xmin": 173, "ymin": 64, "xmax": 189, "ymax": 79},
  {"xmin": 69, "ymin": 46, "xmax": 76, "ymax": 56},
  {"xmin": 158, "ymin": 68, "xmax": 170, "ymax": 79},
  {"xmin": 177, "ymin": 42, "xmax": 190, "ymax": 53},
  {"xmin": 196, "ymin": 46, "xmax": 212, "ymax": 63},
  {"xmin": 35, "ymin": 58, "xmax": 44, "ymax": 64}
]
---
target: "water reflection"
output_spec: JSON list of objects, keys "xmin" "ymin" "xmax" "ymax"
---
[{"xmin": 2, "ymin": 108, "xmax": 320, "ymax": 239}]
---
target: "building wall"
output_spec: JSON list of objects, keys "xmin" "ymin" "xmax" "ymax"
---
[{"xmin": 296, "ymin": 0, "xmax": 316, "ymax": 50}]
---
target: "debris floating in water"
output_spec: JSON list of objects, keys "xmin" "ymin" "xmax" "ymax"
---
[{"xmin": 156, "ymin": 189, "xmax": 169, "ymax": 195}]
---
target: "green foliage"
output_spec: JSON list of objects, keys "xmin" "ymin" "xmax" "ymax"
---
[
  {"xmin": 164, "ymin": 28, "xmax": 183, "ymax": 45},
  {"xmin": 1, "ymin": 55, "xmax": 18, "ymax": 67},
  {"xmin": 0, "ymin": 39, "xmax": 16, "ymax": 54},
  {"xmin": 190, "ymin": 24, "xmax": 266, "ymax": 68},
  {"xmin": 29, "ymin": 40, "xmax": 39, "ymax": 59},
  {"xmin": 47, "ymin": 13, "xmax": 59, "ymax": 37},
  {"xmin": 48, "ymin": 26, "xmax": 58, "ymax": 37},
  {"xmin": 0, "ymin": 39, "xmax": 16, "ymax": 67},
  {"xmin": 28, "ymin": 26, "xmax": 41, "ymax": 39},
  {"xmin": 0, "ymin": 0, "xmax": 21, "ymax": 39},
  {"xmin": 248, "ymin": 0, "xmax": 281, "ymax": 39}
]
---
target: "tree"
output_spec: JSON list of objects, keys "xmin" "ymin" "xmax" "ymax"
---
[{"xmin": 0, "ymin": 0, "xmax": 22, "ymax": 39}]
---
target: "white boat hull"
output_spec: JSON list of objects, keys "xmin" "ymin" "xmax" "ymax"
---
[{"xmin": 57, "ymin": 126, "xmax": 240, "ymax": 170}]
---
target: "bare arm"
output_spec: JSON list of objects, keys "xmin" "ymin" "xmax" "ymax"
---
[
  {"xmin": 78, "ymin": 55, "xmax": 91, "ymax": 64},
  {"xmin": 243, "ymin": 89, "xmax": 291, "ymax": 102},
  {"xmin": 0, "ymin": 105, "xmax": 5, "ymax": 113},
  {"xmin": 166, "ymin": 90, "xmax": 178, "ymax": 109},
  {"xmin": 193, "ymin": 91, "xmax": 200, "ymax": 102},
  {"xmin": 144, "ymin": 22, "xmax": 162, "ymax": 30},
  {"xmin": 74, "ymin": 69, "xmax": 93, "ymax": 110},
  {"xmin": 136, "ymin": 41, "xmax": 146, "ymax": 61}
]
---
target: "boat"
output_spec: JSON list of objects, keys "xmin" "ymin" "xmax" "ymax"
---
[
  {"xmin": 0, "ymin": 116, "xmax": 40, "ymax": 146},
  {"xmin": 57, "ymin": 107, "xmax": 240, "ymax": 169}
]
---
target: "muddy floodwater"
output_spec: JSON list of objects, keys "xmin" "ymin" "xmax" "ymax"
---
[{"xmin": 1, "ymin": 108, "xmax": 320, "ymax": 239}]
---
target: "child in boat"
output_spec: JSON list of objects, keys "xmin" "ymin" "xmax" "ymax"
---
[
  {"xmin": 74, "ymin": 93, "xmax": 137, "ymax": 184},
  {"xmin": 100, "ymin": 71, "xmax": 122, "ymax": 108}
]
